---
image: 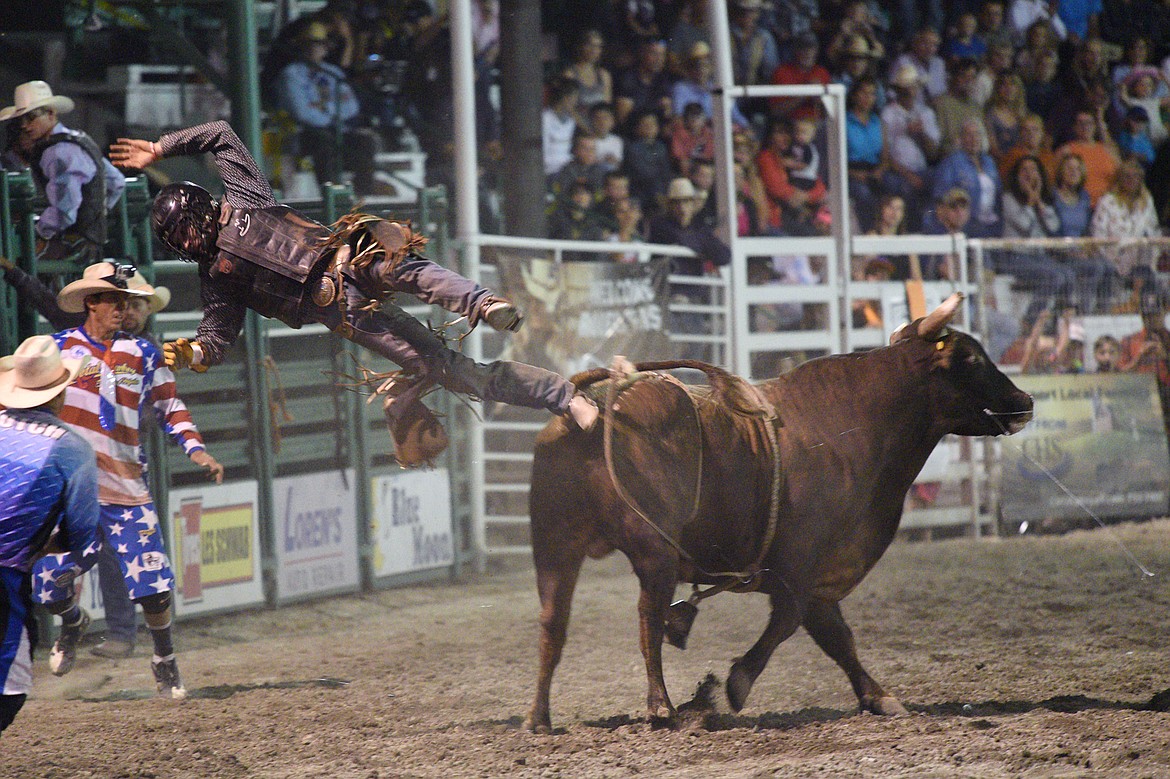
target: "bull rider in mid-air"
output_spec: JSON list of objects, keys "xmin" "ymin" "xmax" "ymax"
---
[{"xmin": 109, "ymin": 121, "xmax": 598, "ymax": 466}]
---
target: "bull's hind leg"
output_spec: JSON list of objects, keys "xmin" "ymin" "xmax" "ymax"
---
[
  {"xmin": 726, "ymin": 588, "xmax": 803, "ymax": 712},
  {"xmin": 630, "ymin": 552, "xmax": 680, "ymax": 722},
  {"xmin": 802, "ymin": 598, "xmax": 907, "ymax": 715},
  {"xmin": 524, "ymin": 551, "xmax": 586, "ymax": 734}
]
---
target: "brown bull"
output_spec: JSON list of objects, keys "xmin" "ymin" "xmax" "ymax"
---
[{"xmin": 524, "ymin": 294, "xmax": 1034, "ymax": 732}]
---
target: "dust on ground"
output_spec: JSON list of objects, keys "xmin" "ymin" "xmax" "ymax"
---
[{"xmin": 4, "ymin": 519, "xmax": 1170, "ymax": 778}]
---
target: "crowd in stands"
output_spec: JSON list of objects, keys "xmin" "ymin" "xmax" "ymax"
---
[{"xmin": 525, "ymin": 0, "xmax": 1170, "ymax": 325}]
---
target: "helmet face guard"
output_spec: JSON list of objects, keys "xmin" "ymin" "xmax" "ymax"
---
[{"xmin": 151, "ymin": 182, "xmax": 218, "ymax": 263}]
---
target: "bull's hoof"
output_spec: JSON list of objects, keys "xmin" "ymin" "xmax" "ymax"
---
[
  {"xmin": 523, "ymin": 713, "xmax": 552, "ymax": 734},
  {"xmin": 726, "ymin": 663, "xmax": 752, "ymax": 713},
  {"xmin": 865, "ymin": 696, "xmax": 908, "ymax": 716},
  {"xmin": 648, "ymin": 703, "xmax": 677, "ymax": 728}
]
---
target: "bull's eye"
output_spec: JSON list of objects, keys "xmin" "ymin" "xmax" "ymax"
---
[{"xmin": 965, "ymin": 353, "xmax": 983, "ymax": 367}]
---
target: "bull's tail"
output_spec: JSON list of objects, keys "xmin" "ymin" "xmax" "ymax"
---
[{"xmin": 571, "ymin": 360, "xmax": 774, "ymax": 420}]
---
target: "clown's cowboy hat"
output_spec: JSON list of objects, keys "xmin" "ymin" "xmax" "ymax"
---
[{"xmin": 0, "ymin": 335, "xmax": 87, "ymax": 409}]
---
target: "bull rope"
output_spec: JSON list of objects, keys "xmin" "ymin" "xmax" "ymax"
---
[{"xmin": 600, "ymin": 362, "xmax": 784, "ymax": 597}]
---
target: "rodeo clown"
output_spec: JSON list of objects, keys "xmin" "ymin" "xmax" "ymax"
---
[
  {"xmin": 109, "ymin": 121, "xmax": 599, "ymax": 466},
  {"xmin": 0, "ymin": 336, "xmax": 99, "ymax": 734},
  {"xmin": 45, "ymin": 262, "xmax": 225, "ymax": 700}
]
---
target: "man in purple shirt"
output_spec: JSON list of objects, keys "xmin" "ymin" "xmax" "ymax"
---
[{"xmin": 0, "ymin": 81, "xmax": 125, "ymax": 264}]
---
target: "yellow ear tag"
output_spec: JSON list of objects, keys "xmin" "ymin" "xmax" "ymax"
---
[{"xmin": 936, "ymin": 341, "xmax": 946, "ymax": 351}]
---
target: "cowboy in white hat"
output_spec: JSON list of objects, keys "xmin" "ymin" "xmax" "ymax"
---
[
  {"xmin": 0, "ymin": 335, "xmax": 102, "ymax": 733},
  {"xmin": 1, "ymin": 80, "xmax": 125, "ymax": 263}
]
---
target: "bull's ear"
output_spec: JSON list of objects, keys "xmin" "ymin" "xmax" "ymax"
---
[
  {"xmin": 918, "ymin": 292, "xmax": 964, "ymax": 340},
  {"xmin": 889, "ymin": 322, "xmax": 910, "ymax": 345}
]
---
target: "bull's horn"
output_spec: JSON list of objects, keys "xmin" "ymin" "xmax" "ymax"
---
[{"xmin": 918, "ymin": 292, "xmax": 964, "ymax": 340}]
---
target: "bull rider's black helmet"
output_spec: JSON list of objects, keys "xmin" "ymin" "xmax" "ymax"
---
[{"xmin": 151, "ymin": 181, "xmax": 218, "ymax": 262}]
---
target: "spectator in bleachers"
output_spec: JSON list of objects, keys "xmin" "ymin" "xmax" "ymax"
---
[
  {"xmin": 548, "ymin": 179, "xmax": 605, "ymax": 256},
  {"xmin": 997, "ymin": 154, "xmax": 1082, "ymax": 320},
  {"xmin": 542, "ymin": 76, "xmax": 582, "ymax": 177},
  {"xmin": 933, "ymin": 117, "xmax": 1003, "ymax": 238},
  {"xmin": 647, "ymin": 176, "xmax": 731, "ymax": 275},
  {"xmin": 769, "ymin": 33, "xmax": 831, "ymax": 122},
  {"xmin": 588, "ymin": 102, "xmax": 624, "ymax": 172},
  {"xmin": 863, "ymin": 193, "xmax": 911, "ymax": 279},
  {"xmin": 826, "ymin": 1, "xmax": 888, "ymax": 68},
  {"xmin": 0, "ymin": 81, "xmax": 125, "ymax": 264},
  {"xmin": 593, "ymin": 170, "xmax": 631, "ymax": 234},
  {"xmin": 887, "ymin": 0, "xmax": 943, "ymax": 52},
  {"xmin": 1117, "ymin": 106, "xmax": 1157, "ymax": 170},
  {"xmin": 1055, "ymin": 0, "xmax": 1102, "ymax": 46},
  {"xmin": 1117, "ymin": 290, "xmax": 1170, "ymax": 424},
  {"xmin": 934, "ymin": 57, "xmax": 984, "ymax": 157},
  {"xmin": 668, "ymin": 101, "xmax": 715, "ymax": 177},
  {"xmin": 274, "ymin": 22, "xmax": 383, "ymax": 197},
  {"xmin": 605, "ymin": 196, "xmax": 645, "ymax": 262},
  {"xmin": 665, "ymin": 0, "xmax": 711, "ymax": 76},
  {"xmin": 1091, "ymin": 159, "xmax": 1162, "ymax": 287},
  {"xmin": 672, "ymin": 42, "xmax": 718, "ymax": 120},
  {"xmin": 1008, "ymin": 0, "xmax": 1066, "ymax": 47},
  {"xmin": 844, "ymin": 77, "xmax": 890, "ymax": 231},
  {"xmin": 729, "ymin": 0, "xmax": 779, "ymax": 126},
  {"xmin": 471, "ymin": 0, "xmax": 502, "ymax": 146},
  {"xmin": 1021, "ymin": 46, "xmax": 1062, "ymax": 121},
  {"xmin": 562, "ymin": 29, "xmax": 613, "ymax": 113},
  {"xmin": 688, "ymin": 159, "xmax": 719, "ymax": 230},
  {"xmin": 1013, "ymin": 20, "xmax": 1059, "ymax": 84},
  {"xmin": 732, "ymin": 127, "xmax": 770, "ymax": 236},
  {"xmin": 770, "ymin": 0, "xmax": 820, "ymax": 58},
  {"xmin": 614, "ymin": 0, "xmax": 661, "ymax": 69},
  {"xmin": 1093, "ymin": 334, "xmax": 1122, "ymax": 372},
  {"xmin": 998, "ymin": 113, "xmax": 1056, "ymax": 182},
  {"xmin": 1051, "ymin": 151, "xmax": 1093, "ymax": 236},
  {"xmin": 977, "ymin": 0, "xmax": 1015, "ymax": 52},
  {"xmin": 1111, "ymin": 37, "xmax": 1165, "ymax": 99},
  {"xmin": 399, "ymin": 2, "xmax": 458, "ymax": 189},
  {"xmin": 1049, "ymin": 36, "xmax": 1110, "ymax": 145},
  {"xmin": 1054, "ymin": 108, "xmax": 1119, "ymax": 206},
  {"xmin": 614, "ymin": 38, "xmax": 673, "ymax": 131},
  {"xmin": 888, "ymin": 27, "xmax": 948, "ymax": 104},
  {"xmin": 881, "ymin": 64, "xmax": 941, "ymax": 229},
  {"xmin": 623, "ymin": 109, "xmax": 673, "ymax": 213},
  {"xmin": 921, "ymin": 187, "xmax": 972, "ymax": 279},
  {"xmin": 758, "ymin": 117, "xmax": 828, "ymax": 235},
  {"xmin": 549, "ymin": 132, "xmax": 607, "ymax": 201},
  {"xmin": 1117, "ymin": 69, "xmax": 1170, "ymax": 148},
  {"xmin": 984, "ymin": 72, "xmax": 1028, "ymax": 162},
  {"xmin": 831, "ymin": 35, "xmax": 887, "ymax": 111},
  {"xmin": 942, "ymin": 13, "xmax": 988, "ymax": 64}
]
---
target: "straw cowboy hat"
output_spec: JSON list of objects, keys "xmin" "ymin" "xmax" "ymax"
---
[
  {"xmin": 57, "ymin": 261, "xmax": 150, "ymax": 314},
  {"xmin": 667, "ymin": 177, "xmax": 697, "ymax": 200},
  {"xmin": 0, "ymin": 335, "xmax": 87, "ymax": 409},
  {"xmin": 841, "ymin": 35, "xmax": 877, "ymax": 59},
  {"xmin": 0, "ymin": 81, "xmax": 75, "ymax": 122},
  {"xmin": 129, "ymin": 271, "xmax": 171, "ymax": 314},
  {"xmin": 889, "ymin": 63, "xmax": 924, "ymax": 89}
]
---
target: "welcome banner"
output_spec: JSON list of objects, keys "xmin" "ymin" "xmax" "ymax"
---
[{"xmin": 490, "ymin": 253, "xmax": 673, "ymax": 377}]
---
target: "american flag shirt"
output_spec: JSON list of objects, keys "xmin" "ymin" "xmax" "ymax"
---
[{"xmin": 53, "ymin": 326, "xmax": 206, "ymax": 506}]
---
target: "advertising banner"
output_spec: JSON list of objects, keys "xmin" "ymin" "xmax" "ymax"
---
[
  {"xmin": 169, "ymin": 481, "xmax": 265, "ymax": 617},
  {"xmin": 1001, "ymin": 374, "xmax": 1170, "ymax": 525},
  {"xmin": 491, "ymin": 253, "xmax": 672, "ymax": 377},
  {"xmin": 370, "ymin": 469, "xmax": 454, "ymax": 578},
  {"xmin": 272, "ymin": 469, "xmax": 360, "ymax": 602}
]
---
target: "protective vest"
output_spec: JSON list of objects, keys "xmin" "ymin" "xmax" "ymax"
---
[
  {"xmin": 209, "ymin": 204, "xmax": 334, "ymax": 327},
  {"xmin": 30, "ymin": 129, "xmax": 107, "ymax": 246}
]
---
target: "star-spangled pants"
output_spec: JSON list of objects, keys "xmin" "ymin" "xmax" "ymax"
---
[{"xmin": 32, "ymin": 504, "xmax": 174, "ymax": 606}]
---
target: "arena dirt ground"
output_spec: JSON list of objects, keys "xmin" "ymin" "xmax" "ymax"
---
[{"xmin": 4, "ymin": 518, "xmax": 1170, "ymax": 778}]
